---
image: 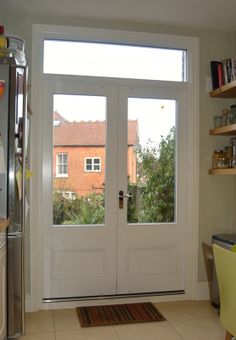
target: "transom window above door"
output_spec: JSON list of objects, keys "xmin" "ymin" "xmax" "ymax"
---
[{"xmin": 43, "ymin": 40, "xmax": 187, "ymax": 82}]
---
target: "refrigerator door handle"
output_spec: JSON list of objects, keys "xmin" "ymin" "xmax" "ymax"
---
[{"xmin": 7, "ymin": 231, "xmax": 23, "ymax": 239}]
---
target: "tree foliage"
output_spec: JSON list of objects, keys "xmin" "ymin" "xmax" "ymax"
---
[{"xmin": 134, "ymin": 127, "xmax": 175, "ymax": 223}]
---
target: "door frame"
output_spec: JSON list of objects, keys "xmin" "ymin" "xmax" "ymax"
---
[{"xmin": 29, "ymin": 24, "xmax": 199, "ymax": 311}]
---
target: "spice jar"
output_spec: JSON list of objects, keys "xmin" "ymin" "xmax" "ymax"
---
[
  {"xmin": 230, "ymin": 138, "xmax": 236, "ymax": 168},
  {"xmin": 213, "ymin": 116, "xmax": 222, "ymax": 128},
  {"xmin": 222, "ymin": 108, "xmax": 229, "ymax": 126},
  {"xmin": 225, "ymin": 146, "xmax": 233, "ymax": 167},
  {"xmin": 212, "ymin": 150, "xmax": 224, "ymax": 169},
  {"xmin": 216, "ymin": 157, "xmax": 230, "ymax": 169}
]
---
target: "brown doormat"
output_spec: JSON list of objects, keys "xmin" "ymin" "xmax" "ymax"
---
[{"xmin": 76, "ymin": 302, "xmax": 166, "ymax": 327}]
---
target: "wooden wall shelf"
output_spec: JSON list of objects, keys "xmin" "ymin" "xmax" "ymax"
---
[
  {"xmin": 209, "ymin": 124, "xmax": 236, "ymax": 136},
  {"xmin": 210, "ymin": 80, "xmax": 236, "ymax": 98},
  {"xmin": 209, "ymin": 168, "xmax": 236, "ymax": 175}
]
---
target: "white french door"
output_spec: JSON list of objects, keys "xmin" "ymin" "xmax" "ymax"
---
[
  {"xmin": 41, "ymin": 76, "xmax": 187, "ymax": 300},
  {"xmin": 116, "ymin": 86, "xmax": 187, "ymax": 293},
  {"xmin": 42, "ymin": 78, "xmax": 118, "ymax": 299}
]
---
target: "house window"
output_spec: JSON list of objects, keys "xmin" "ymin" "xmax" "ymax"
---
[
  {"xmin": 56, "ymin": 153, "xmax": 68, "ymax": 177},
  {"xmin": 62, "ymin": 191, "xmax": 76, "ymax": 200},
  {"xmin": 85, "ymin": 157, "xmax": 101, "ymax": 172},
  {"xmin": 53, "ymin": 120, "xmax": 61, "ymax": 127}
]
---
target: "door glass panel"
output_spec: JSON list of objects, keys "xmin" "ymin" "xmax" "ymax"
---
[
  {"xmin": 127, "ymin": 98, "xmax": 176, "ymax": 224},
  {"xmin": 52, "ymin": 94, "xmax": 106, "ymax": 225}
]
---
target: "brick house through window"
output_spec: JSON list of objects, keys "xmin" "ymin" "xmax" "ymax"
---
[{"xmin": 53, "ymin": 112, "xmax": 138, "ymax": 197}]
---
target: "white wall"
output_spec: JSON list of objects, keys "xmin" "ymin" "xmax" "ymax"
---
[{"xmin": 1, "ymin": 5, "xmax": 236, "ymax": 295}]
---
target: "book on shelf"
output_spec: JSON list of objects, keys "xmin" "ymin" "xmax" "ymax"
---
[
  {"xmin": 210, "ymin": 61, "xmax": 222, "ymax": 90},
  {"xmin": 217, "ymin": 62, "xmax": 224, "ymax": 87},
  {"xmin": 231, "ymin": 57, "xmax": 236, "ymax": 81},
  {"xmin": 210, "ymin": 57, "xmax": 236, "ymax": 90}
]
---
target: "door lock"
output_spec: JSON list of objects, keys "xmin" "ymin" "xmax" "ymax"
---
[{"xmin": 118, "ymin": 190, "xmax": 133, "ymax": 209}]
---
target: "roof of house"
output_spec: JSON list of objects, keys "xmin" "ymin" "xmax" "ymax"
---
[
  {"xmin": 53, "ymin": 113, "xmax": 138, "ymax": 146},
  {"xmin": 53, "ymin": 111, "xmax": 69, "ymax": 124}
]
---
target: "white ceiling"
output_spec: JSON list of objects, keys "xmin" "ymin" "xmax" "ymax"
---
[{"xmin": 4, "ymin": 0, "xmax": 236, "ymax": 31}]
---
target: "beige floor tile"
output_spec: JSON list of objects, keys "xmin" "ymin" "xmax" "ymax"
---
[
  {"xmin": 55, "ymin": 326, "xmax": 119, "ymax": 340},
  {"xmin": 53, "ymin": 309, "xmax": 81, "ymax": 331},
  {"xmin": 155, "ymin": 300, "xmax": 218, "ymax": 322},
  {"xmin": 114, "ymin": 322, "xmax": 183, "ymax": 340},
  {"xmin": 171, "ymin": 317, "xmax": 225, "ymax": 340},
  {"xmin": 25, "ymin": 310, "xmax": 54, "ymax": 333},
  {"xmin": 19, "ymin": 332, "xmax": 55, "ymax": 340},
  {"xmin": 200, "ymin": 300, "xmax": 220, "ymax": 315}
]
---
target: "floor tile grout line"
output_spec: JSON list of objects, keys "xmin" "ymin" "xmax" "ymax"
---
[
  {"xmin": 112, "ymin": 325, "xmax": 123, "ymax": 340},
  {"xmin": 52, "ymin": 309, "xmax": 57, "ymax": 339},
  {"xmin": 166, "ymin": 320, "xmax": 185, "ymax": 340}
]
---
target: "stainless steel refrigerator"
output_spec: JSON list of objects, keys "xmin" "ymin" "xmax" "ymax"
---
[{"xmin": 0, "ymin": 56, "xmax": 27, "ymax": 339}]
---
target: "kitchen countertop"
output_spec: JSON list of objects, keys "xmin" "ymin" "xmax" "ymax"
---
[{"xmin": 0, "ymin": 219, "xmax": 10, "ymax": 232}]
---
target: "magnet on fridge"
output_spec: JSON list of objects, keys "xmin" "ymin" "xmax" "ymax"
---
[
  {"xmin": 0, "ymin": 80, "xmax": 5, "ymax": 98},
  {"xmin": 26, "ymin": 168, "xmax": 33, "ymax": 179}
]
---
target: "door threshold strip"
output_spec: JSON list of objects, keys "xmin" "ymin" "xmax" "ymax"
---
[{"xmin": 43, "ymin": 290, "xmax": 185, "ymax": 303}]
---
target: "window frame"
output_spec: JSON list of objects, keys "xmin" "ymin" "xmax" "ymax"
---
[
  {"xmin": 56, "ymin": 153, "xmax": 68, "ymax": 177},
  {"xmin": 84, "ymin": 157, "xmax": 101, "ymax": 172},
  {"xmin": 62, "ymin": 191, "xmax": 76, "ymax": 200}
]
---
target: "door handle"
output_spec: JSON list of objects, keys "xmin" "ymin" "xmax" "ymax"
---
[{"xmin": 118, "ymin": 190, "xmax": 133, "ymax": 209}]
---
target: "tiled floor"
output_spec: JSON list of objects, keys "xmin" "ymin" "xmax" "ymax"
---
[{"xmin": 19, "ymin": 300, "xmax": 225, "ymax": 340}]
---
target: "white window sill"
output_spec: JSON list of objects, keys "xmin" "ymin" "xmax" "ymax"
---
[{"xmin": 84, "ymin": 170, "xmax": 101, "ymax": 173}]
